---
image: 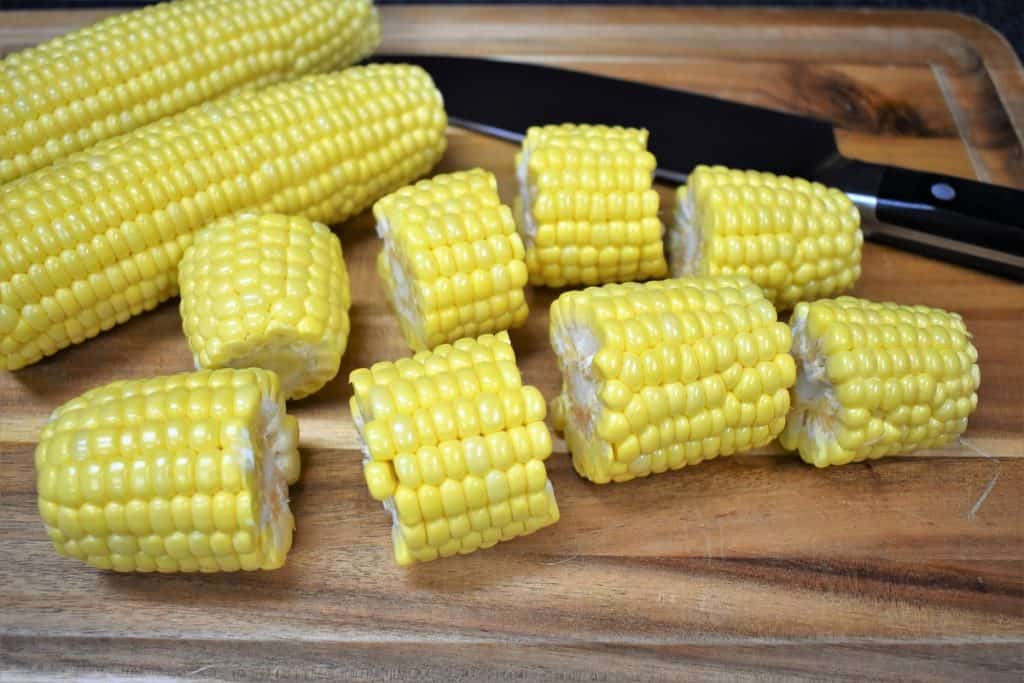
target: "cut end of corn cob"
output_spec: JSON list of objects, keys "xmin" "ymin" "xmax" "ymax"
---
[
  {"xmin": 515, "ymin": 124, "xmax": 667, "ymax": 287},
  {"xmin": 779, "ymin": 297, "xmax": 980, "ymax": 467},
  {"xmin": 550, "ymin": 276, "xmax": 794, "ymax": 484},
  {"xmin": 1, "ymin": 63, "xmax": 447, "ymax": 371},
  {"xmin": 373, "ymin": 169, "xmax": 529, "ymax": 351},
  {"xmin": 668, "ymin": 165, "xmax": 863, "ymax": 309},
  {"xmin": 349, "ymin": 332, "xmax": 559, "ymax": 565},
  {"xmin": 179, "ymin": 213, "xmax": 351, "ymax": 400},
  {"xmin": 0, "ymin": 0, "xmax": 381, "ymax": 183},
  {"xmin": 35, "ymin": 368, "xmax": 301, "ymax": 572}
]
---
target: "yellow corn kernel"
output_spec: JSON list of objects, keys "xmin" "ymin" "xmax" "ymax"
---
[
  {"xmin": 0, "ymin": 0, "xmax": 381, "ymax": 184},
  {"xmin": 179, "ymin": 213, "xmax": 350, "ymax": 400},
  {"xmin": 35, "ymin": 368, "xmax": 301, "ymax": 572},
  {"xmin": 550, "ymin": 382, "xmax": 571, "ymax": 432},
  {"xmin": 550, "ymin": 276, "xmax": 793, "ymax": 484},
  {"xmin": 350, "ymin": 332, "xmax": 559, "ymax": 565},
  {"xmin": 515, "ymin": 124, "xmax": 667, "ymax": 287},
  {"xmin": 780, "ymin": 297, "xmax": 980, "ymax": 467},
  {"xmin": 668, "ymin": 165, "xmax": 863, "ymax": 309},
  {"xmin": 0, "ymin": 63, "xmax": 447, "ymax": 371},
  {"xmin": 373, "ymin": 169, "xmax": 530, "ymax": 351}
]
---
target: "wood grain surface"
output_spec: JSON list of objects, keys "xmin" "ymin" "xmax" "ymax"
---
[{"xmin": 1, "ymin": 5, "xmax": 1023, "ymax": 681}]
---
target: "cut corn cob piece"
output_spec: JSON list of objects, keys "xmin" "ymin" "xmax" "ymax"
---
[
  {"xmin": 515, "ymin": 124, "xmax": 667, "ymax": 287},
  {"xmin": 780, "ymin": 297, "xmax": 980, "ymax": 467},
  {"xmin": 350, "ymin": 332, "xmax": 559, "ymax": 565},
  {"xmin": 0, "ymin": 63, "xmax": 447, "ymax": 371},
  {"xmin": 668, "ymin": 165, "xmax": 862, "ymax": 309},
  {"xmin": 373, "ymin": 169, "xmax": 529, "ymax": 351},
  {"xmin": 0, "ymin": 0, "xmax": 381, "ymax": 184},
  {"xmin": 550, "ymin": 276, "xmax": 795, "ymax": 484},
  {"xmin": 179, "ymin": 213, "xmax": 351, "ymax": 400},
  {"xmin": 35, "ymin": 368, "xmax": 300, "ymax": 572}
]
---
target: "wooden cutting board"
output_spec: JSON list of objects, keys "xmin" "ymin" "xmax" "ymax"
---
[{"xmin": 2, "ymin": 6, "xmax": 1022, "ymax": 680}]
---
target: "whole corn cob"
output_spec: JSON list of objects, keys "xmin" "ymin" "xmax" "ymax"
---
[
  {"xmin": 780, "ymin": 297, "xmax": 980, "ymax": 467},
  {"xmin": 550, "ymin": 276, "xmax": 794, "ymax": 484},
  {"xmin": 179, "ymin": 213, "xmax": 351, "ymax": 400},
  {"xmin": 0, "ymin": 0, "xmax": 381, "ymax": 184},
  {"xmin": 515, "ymin": 124, "xmax": 667, "ymax": 287},
  {"xmin": 668, "ymin": 165, "xmax": 862, "ymax": 309},
  {"xmin": 350, "ymin": 332, "xmax": 559, "ymax": 565},
  {"xmin": 0, "ymin": 63, "xmax": 447, "ymax": 371},
  {"xmin": 373, "ymin": 169, "xmax": 529, "ymax": 351},
  {"xmin": 35, "ymin": 368, "xmax": 300, "ymax": 572}
]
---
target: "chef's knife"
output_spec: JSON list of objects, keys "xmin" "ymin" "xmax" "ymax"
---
[{"xmin": 374, "ymin": 55, "xmax": 1024, "ymax": 280}]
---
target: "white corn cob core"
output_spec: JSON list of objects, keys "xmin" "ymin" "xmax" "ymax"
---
[
  {"xmin": 206, "ymin": 344, "xmax": 319, "ymax": 402},
  {"xmin": 786, "ymin": 309, "xmax": 842, "ymax": 461},
  {"xmin": 667, "ymin": 188, "xmax": 703, "ymax": 276},
  {"xmin": 375, "ymin": 215, "xmax": 426, "ymax": 349},
  {"xmin": 254, "ymin": 396, "xmax": 297, "ymax": 558},
  {"xmin": 515, "ymin": 148, "xmax": 540, "ymax": 251}
]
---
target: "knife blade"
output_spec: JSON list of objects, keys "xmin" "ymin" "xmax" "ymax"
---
[{"xmin": 374, "ymin": 55, "xmax": 1024, "ymax": 280}]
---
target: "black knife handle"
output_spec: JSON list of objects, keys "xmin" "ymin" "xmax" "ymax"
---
[
  {"xmin": 877, "ymin": 166, "xmax": 1024, "ymax": 262},
  {"xmin": 817, "ymin": 159, "xmax": 1024, "ymax": 280}
]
